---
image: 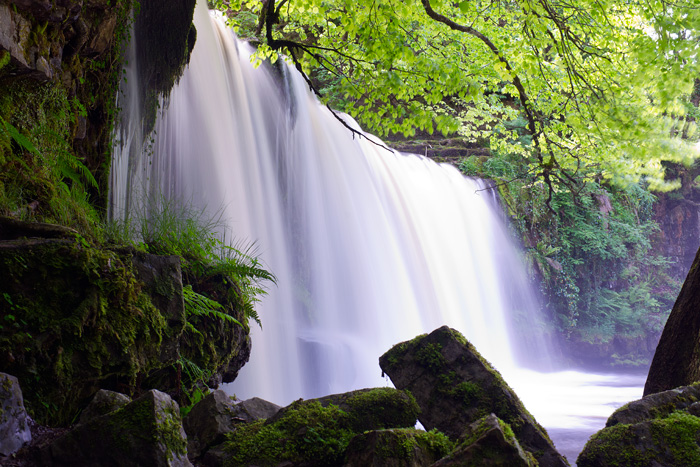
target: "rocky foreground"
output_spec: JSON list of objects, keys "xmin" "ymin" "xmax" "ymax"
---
[{"xmin": 4, "ymin": 326, "xmax": 700, "ymax": 466}]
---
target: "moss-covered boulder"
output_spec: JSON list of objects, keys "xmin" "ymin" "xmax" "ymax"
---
[
  {"xmin": 379, "ymin": 326, "xmax": 567, "ymax": 467},
  {"xmin": 43, "ymin": 389, "xmax": 192, "ymax": 466},
  {"xmin": 0, "ymin": 235, "xmax": 185, "ymax": 425},
  {"xmin": 433, "ymin": 414, "xmax": 536, "ymax": 466},
  {"xmin": 578, "ymin": 411, "xmax": 700, "ymax": 467},
  {"xmin": 645, "ymin": 246, "xmax": 700, "ymax": 396},
  {"xmin": 311, "ymin": 387, "xmax": 421, "ymax": 432},
  {"xmin": 78, "ymin": 389, "xmax": 132, "ymax": 424},
  {"xmin": 578, "ymin": 382, "xmax": 700, "ymax": 466},
  {"xmin": 344, "ymin": 428, "xmax": 453, "ymax": 467},
  {"xmin": 209, "ymin": 388, "xmax": 420, "ymax": 466}
]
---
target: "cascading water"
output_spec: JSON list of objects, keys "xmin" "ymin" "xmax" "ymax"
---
[{"xmin": 111, "ymin": 2, "xmax": 644, "ymax": 463}]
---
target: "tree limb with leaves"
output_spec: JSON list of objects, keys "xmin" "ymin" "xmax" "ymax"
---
[{"xmin": 213, "ymin": 0, "xmax": 700, "ymax": 200}]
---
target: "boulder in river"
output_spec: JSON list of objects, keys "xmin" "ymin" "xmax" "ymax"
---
[{"xmin": 379, "ymin": 326, "xmax": 568, "ymax": 467}]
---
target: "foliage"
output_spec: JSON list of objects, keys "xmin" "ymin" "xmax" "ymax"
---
[
  {"xmin": 0, "ymin": 79, "xmax": 103, "ymax": 235},
  {"xmin": 460, "ymin": 148, "xmax": 679, "ymax": 346},
  {"xmin": 214, "ymin": 0, "xmax": 700, "ymax": 195},
  {"xmin": 107, "ymin": 197, "xmax": 275, "ymax": 329}
]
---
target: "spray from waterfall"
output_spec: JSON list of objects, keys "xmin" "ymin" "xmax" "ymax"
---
[{"xmin": 110, "ymin": 1, "xmax": 552, "ymax": 405}]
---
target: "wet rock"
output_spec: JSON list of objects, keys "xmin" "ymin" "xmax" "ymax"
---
[
  {"xmin": 433, "ymin": 414, "xmax": 536, "ymax": 467},
  {"xmin": 379, "ymin": 326, "xmax": 567, "ymax": 467},
  {"xmin": 183, "ymin": 390, "xmax": 239, "ymax": 458},
  {"xmin": 45, "ymin": 389, "xmax": 192, "ymax": 466},
  {"xmin": 578, "ymin": 411, "xmax": 700, "ymax": 467},
  {"xmin": 209, "ymin": 388, "xmax": 419, "ymax": 466},
  {"xmin": 0, "ymin": 237, "xmax": 186, "ymax": 425},
  {"xmin": 578, "ymin": 383, "xmax": 700, "ymax": 466},
  {"xmin": 0, "ymin": 373, "xmax": 32, "ymax": 456},
  {"xmin": 232, "ymin": 396, "xmax": 281, "ymax": 423},
  {"xmin": 78, "ymin": 389, "xmax": 131, "ymax": 424},
  {"xmin": 344, "ymin": 428, "xmax": 452, "ymax": 467},
  {"xmin": 0, "ymin": 4, "xmax": 32, "ymax": 69},
  {"xmin": 312, "ymin": 387, "xmax": 420, "ymax": 432},
  {"xmin": 645, "ymin": 246, "xmax": 700, "ymax": 396}
]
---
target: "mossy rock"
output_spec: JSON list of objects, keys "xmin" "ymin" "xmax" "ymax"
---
[
  {"xmin": 215, "ymin": 387, "xmax": 421, "ymax": 466},
  {"xmin": 345, "ymin": 428, "xmax": 454, "ymax": 466},
  {"xmin": 379, "ymin": 326, "xmax": 568, "ymax": 467},
  {"xmin": 0, "ymin": 236, "xmax": 184, "ymax": 425},
  {"xmin": 44, "ymin": 389, "xmax": 191, "ymax": 466},
  {"xmin": 578, "ymin": 411, "xmax": 700, "ymax": 467}
]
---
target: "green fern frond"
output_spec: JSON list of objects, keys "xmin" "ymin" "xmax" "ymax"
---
[{"xmin": 183, "ymin": 284, "xmax": 244, "ymax": 328}]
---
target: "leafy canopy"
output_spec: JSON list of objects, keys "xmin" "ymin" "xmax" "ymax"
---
[{"xmin": 213, "ymin": 0, "xmax": 700, "ymax": 196}]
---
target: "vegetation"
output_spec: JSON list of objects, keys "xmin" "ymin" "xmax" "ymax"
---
[
  {"xmin": 214, "ymin": 0, "xmax": 699, "ymax": 197},
  {"xmin": 460, "ymin": 145, "xmax": 680, "ymax": 356}
]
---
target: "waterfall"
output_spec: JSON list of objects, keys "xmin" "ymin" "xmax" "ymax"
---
[{"xmin": 110, "ymin": 2, "xmax": 550, "ymax": 405}]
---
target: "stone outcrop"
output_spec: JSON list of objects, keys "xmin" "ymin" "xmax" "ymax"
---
[
  {"xmin": 183, "ymin": 390, "xmax": 239, "ymax": 458},
  {"xmin": 43, "ymin": 389, "xmax": 192, "ymax": 466},
  {"xmin": 0, "ymin": 373, "xmax": 32, "ymax": 457},
  {"xmin": 379, "ymin": 326, "xmax": 568, "ymax": 467},
  {"xmin": 78, "ymin": 389, "xmax": 132, "ymax": 424},
  {"xmin": 344, "ymin": 428, "xmax": 453, "ymax": 467},
  {"xmin": 645, "ymin": 246, "xmax": 700, "ymax": 396},
  {"xmin": 433, "ymin": 414, "xmax": 536, "ymax": 467},
  {"xmin": 230, "ymin": 396, "xmax": 281, "ymax": 423},
  {"xmin": 578, "ymin": 383, "xmax": 700, "ymax": 467},
  {"xmin": 0, "ymin": 234, "xmax": 185, "ymax": 425}
]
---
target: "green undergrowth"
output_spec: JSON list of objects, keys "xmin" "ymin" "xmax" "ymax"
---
[
  {"xmin": 0, "ymin": 239, "xmax": 170, "ymax": 425},
  {"xmin": 0, "ymin": 78, "xmax": 102, "ymax": 235},
  {"xmin": 459, "ymin": 141, "xmax": 679, "ymax": 355}
]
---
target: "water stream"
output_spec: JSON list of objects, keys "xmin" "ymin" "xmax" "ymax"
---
[{"xmin": 110, "ymin": 3, "xmax": 645, "ymax": 463}]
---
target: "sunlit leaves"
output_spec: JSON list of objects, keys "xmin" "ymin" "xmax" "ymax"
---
[{"xmin": 214, "ymin": 0, "xmax": 700, "ymax": 186}]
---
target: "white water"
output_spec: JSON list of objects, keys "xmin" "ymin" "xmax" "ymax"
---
[{"xmin": 110, "ymin": 3, "xmax": 643, "ymax": 464}]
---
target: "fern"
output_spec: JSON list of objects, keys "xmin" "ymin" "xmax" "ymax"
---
[{"xmin": 182, "ymin": 284, "xmax": 244, "ymax": 328}]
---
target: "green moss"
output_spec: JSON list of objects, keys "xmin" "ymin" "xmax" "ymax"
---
[
  {"xmin": 579, "ymin": 412, "xmax": 700, "ymax": 467},
  {"xmin": 416, "ymin": 342, "xmax": 446, "ymax": 373},
  {"xmin": 344, "ymin": 388, "xmax": 420, "ymax": 431},
  {"xmin": 0, "ymin": 239, "xmax": 172, "ymax": 425},
  {"xmin": 221, "ymin": 400, "xmax": 356, "ymax": 466}
]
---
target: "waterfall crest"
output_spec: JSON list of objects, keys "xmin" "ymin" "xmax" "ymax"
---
[{"xmin": 110, "ymin": 2, "xmax": 548, "ymax": 405}]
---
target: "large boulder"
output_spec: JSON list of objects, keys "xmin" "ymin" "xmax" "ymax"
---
[
  {"xmin": 578, "ymin": 383, "xmax": 700, "ymax": 466},
  {"xmin": 231, "ymin": 396, "xmax": 281, "ymax": 423},
  {"xmin": 183, "ymin": 390, "xmax": 239, "ymax": 458},
  {"xmin": 344, "ymin": 428, "xmax": 453, "ymax": 466},
  {"xmin": 379, "ymin": 326, "xmax": 567, "ymax": 467},
  {"xmin": 645, "ymin": 246, "xmax": 700, "ymax": 396},
  {"xmin": 209, "ymin": 387, "xmax": 420, "ymax": 466},
  {"xmin": 44, "ymin": 389, "xmax": 192, "ymax": 466},
  {"xmin": 0, "ymin": 373, "xmax": 32, "ymax": 456},
  {"xmin": 0, "ymin": 235, "xmax": 185, "ymax": 425},
  {"xmin": 433, "ymin": 414, "xmax": 536, "ymax": 467}
]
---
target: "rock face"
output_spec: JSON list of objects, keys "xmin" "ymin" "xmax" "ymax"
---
[
  {"xmin": 183, "ymin": 390, "xmax": 239, "ymax": 458},
  {"xmin": 433, "ymin": 414, "xmax": 536, "ymax": 467},
  {"xmin": 344, "ymin": 428, "xmax": 453, "ymax": 467},
  {"xmin": 0, "ymin": 373, "xmax": 32, "ymax": 456},
  {"xmin": 645, "ymin": 246, "xmax": 700, "ymax": 396},
  {"xmin": 578, "ymin": 383, "xmax": 700, "ymax": 467},
  {"xmin": 0, "ymin": 235, "xmax": 185, "ymax": 425},
  {"xmin": 379, "ymin": 326, "xmax": 568, "ymax": 467},
  {"xmin": 44, "ymin": 389, "xmax": 192, "ymax": 466}
]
